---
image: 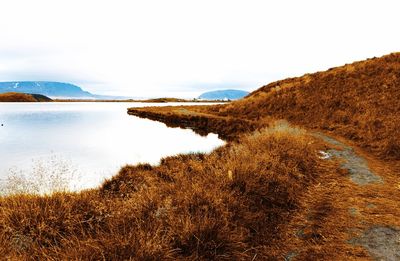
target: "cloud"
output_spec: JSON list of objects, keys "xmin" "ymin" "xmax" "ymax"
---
[{"xmin": 0, "ymin": 0, "xmax": 399, "ymax": 97}]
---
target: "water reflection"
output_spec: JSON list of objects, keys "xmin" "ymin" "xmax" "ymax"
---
[{"xmin": 0, "ymin": 102, "xmax": 224, "ymax": 190}]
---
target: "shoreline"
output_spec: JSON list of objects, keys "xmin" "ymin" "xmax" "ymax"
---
[{"xmin": 53, "ymin": 98, "xmax": 229, "ymax": 103}]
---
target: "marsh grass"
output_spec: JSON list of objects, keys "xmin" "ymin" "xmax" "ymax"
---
[{"xmin": 1, "ymin": 154, "xmax": 79, "ymax": 196}]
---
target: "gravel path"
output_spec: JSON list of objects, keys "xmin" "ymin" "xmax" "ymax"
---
[
  {"xmin": 350, "ymin": 226, "xmax": 400, "ymax": 261},
  {"xmin": 313, "ymin": 132, "xmax": 383, "ymax": 185},
  {"xmin": 313, "ymin": 132, "xmax": 400, "ymax": 260}
]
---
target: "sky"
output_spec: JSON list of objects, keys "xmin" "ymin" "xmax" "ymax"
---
[{"xmin": 0, "ymin": 0, "xmax": 399, "ymax": 98}]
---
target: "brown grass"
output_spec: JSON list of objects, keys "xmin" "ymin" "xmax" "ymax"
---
[
  {"xmin": 128, "ymin": 106, "xmax": 262, "ymax": 140},
  {"xmin": 130, "ymin": 53, "xmax": 400, "ymax": 161},
  {"xmin": 204, "ymin": 53, "xmax": 400, "ymax": 161},
  {"xmin": 0, "ymin": 92, "xmax": 52, "ymax": 102},
  {"xmin": 125, "ymin": 53, "xmax": 400, "ymax": 259},
  {"xmin": 0, "ymin": 123, "xmax": 337, "ymax": 259}
]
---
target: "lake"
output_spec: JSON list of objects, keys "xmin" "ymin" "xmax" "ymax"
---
[{"xmin": 0, "ymin": 102, "xmax": 224, "ymax": 191}]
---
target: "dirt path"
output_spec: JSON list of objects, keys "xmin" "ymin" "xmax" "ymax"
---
[
  {"xmin": 286, "ymin": 132, "xmax": 400, "ymax": 260},
  {"xmin": 313, "ymin": 132, "xmax": 383, "ymax": 186}
]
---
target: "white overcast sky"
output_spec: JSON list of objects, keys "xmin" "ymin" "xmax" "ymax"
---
[{"xmin": 0, "ymin": 0, "xmax": 399, "ymax": 98}]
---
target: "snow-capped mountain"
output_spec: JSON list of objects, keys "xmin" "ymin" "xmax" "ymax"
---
[{"xmin": 0, "ymin": 81, "xmax": 94, "ymax": 98}]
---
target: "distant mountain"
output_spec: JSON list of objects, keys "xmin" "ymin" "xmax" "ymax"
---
[
  {"xmin": 198, "ymin": 89, "xmax": 249, "ymax": 100},
  {"xmin": 0, "ymin": 81, "xmax": 94, "ymax": 98},
  {"xmin": 0, "ymin": 92, "xmax": 52, "ymax": 102}
]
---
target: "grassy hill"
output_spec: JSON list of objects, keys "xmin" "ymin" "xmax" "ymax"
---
[
  {"xmin": 131, "ymin": 53, "xmax": 400, "ymax": 161},
  {"xmin": 0, "ymin": 92, "xmax": 52, "ymax": 102},
  {"xmin": 210, "ymin": 53, "xmax": 400, "ymax": 160},
  {"xmin": 1, "ymin": 53, "xmax": 400, "ymax": 259}
]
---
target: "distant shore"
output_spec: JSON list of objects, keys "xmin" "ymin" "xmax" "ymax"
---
[
  {"xmin": 0, "ymin": 92, "xmax": 52, "ymax": 102},
  {"xmin": 52, "ymin": 97, "xmax": 229, "ymax": 103},
  {"xmin": 0, "ymin": 92, "xmax": 230, "ymax": 103}
]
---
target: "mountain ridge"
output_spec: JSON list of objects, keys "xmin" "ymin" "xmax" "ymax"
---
[
  {"xmin": 198, "ymin": 89, "xmax": 249, "ymax": 100},
  {"xmin": 0, "ymin": 81, "xmax": 94, "ymax": 98}
]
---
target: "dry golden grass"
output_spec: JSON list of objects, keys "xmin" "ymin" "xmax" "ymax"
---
[
  {"xmin": 125, "ymin": 52, "xmax": 400, "ymax": 259},
  {"xmin": 128, "ymin": 105, "xmax": 261, "ymax": 140},
  {"xmin": 205, "ymin": 53, "xmax": 400, "ymax": 161},
  {"xmin": 1, "ymin": 155, "xmax": 79, "ymax": 196},
  {"xmin": 0, "ymin": 92, "xmax": 52, "ymax": 102},
  {"xmin": 0, "ymin": 123, "xmax": 336, "ymax": 259},
  {"xmin": 131, "ymin": 53, "xmax": 400, "ymax": 161}
]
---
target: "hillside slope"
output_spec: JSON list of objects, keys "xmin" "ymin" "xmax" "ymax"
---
[
  {"xmin": 0, "ymin": 92, "xmax": 52, "ymax": 102},
  {"xmin": 126, "ymin": 52, "xmax": 400, "ymax": 259},
  {"xmin": 131, "ymin": 53, "xmax": 400, "ymax": 161},
  {"xmin": 211, "ymin": 53, "xmax": 400, "ymax": 160}
]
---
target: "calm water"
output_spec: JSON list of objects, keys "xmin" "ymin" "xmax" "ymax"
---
[{"xmin": 0, "ymin": 102, "xmax": 224, "ymax": 190}]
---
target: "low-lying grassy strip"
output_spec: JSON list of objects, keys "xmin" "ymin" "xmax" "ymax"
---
[
  {"xmin": 0, "ymin": 92, "xmax": 52, "ymax": 102},
  {"xmin": 128, "ymin": 106, "xmax": 262, "ymax": 141},
  {"xmin": 0, "ymin": 123, "xmax": 335, "ymax": 259}
]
